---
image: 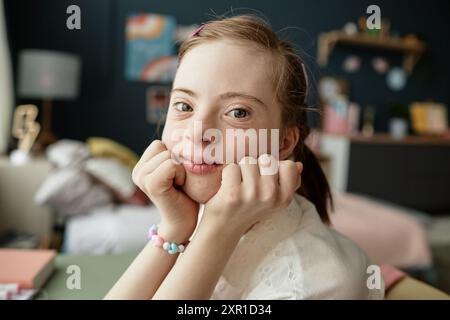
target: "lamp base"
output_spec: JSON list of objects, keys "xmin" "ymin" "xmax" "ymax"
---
[
  {"xmin": 35, "ymin": 130, "xmax": 57, "ymax": 150},
  {"xmin": 34, "ymin": 99, "xmax": 57, "ymax": 150}
]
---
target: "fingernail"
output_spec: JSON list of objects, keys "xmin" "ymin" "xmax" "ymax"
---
[
  {"xmin": 239, "ymin": 157, "xmax": 257, "ymax": 165},
  {"xmin": 258, "ymin": 154, "xmax": 272, "ymax": 167}
]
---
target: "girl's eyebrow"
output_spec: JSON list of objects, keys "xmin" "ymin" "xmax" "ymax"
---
[
  {"xmin": 219, "ymin": 92, "xmax": 268, "ymax": 109},
  {"xmin": 171, "ymin": 87, "xmax": 196, "ymax": 97},
  {"xmin": 171, "ymin": 87, "xmax": 268, "ymax": 109}
]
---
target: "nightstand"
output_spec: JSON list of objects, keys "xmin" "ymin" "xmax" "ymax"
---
[{"xmin": 0, "ymin": 155, "xmax": 53, "ymax": 242}]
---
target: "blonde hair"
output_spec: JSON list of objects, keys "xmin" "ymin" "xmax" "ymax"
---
[{"xmin": 178, "ymin": 15, "xmax": 332, "ymax": 223}]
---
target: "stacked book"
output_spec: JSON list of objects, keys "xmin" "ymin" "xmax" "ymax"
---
[{"xmin": 0, "ymin": 249, "xmax": 56, "ymax": 300}]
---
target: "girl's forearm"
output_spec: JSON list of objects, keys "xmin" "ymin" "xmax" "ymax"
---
[
  {"xmin": 104, "ymin": 241, "xmax": 178, "ymax": 300},
  {"xmin": 104, "ymin": 225, "xmax": 190, "ymax": 300},
  {"xmin": 152, "ymin": 222, "xmax": 242, "ymax": 300}
]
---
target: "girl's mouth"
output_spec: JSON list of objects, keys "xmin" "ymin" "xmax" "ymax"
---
[
  {"xmin": 182, "ymin": 161, "xmax": 224, "ymax": 175},
  {"xmin": 178, "ymin": 156, "xmax": 224, "ymax": 175}
]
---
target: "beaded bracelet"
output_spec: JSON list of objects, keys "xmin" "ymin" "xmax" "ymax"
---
[{"xmin": 147, "ymin": 224, "xmax": 188, "ymax": 254}]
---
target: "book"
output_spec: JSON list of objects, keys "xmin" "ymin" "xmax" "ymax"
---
[{"xmin": 0, "ymin": 249, "xmax": 56, "ymax": 289}]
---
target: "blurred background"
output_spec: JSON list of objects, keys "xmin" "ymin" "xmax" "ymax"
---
[{"xmin": 0, "ymin": 0, "xmax": 449, "ymax": 298}]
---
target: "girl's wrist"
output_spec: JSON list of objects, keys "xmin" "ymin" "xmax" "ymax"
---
[
  {"xmin": 198, "ymin": 215, "xmax": 246, "ymax": 242},
  {"xmin": 157, "ymin": 221, "xmax": 195, "ymax": 244}
]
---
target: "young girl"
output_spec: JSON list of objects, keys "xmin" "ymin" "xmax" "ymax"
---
[{"xmin": 105, "ymin": 15, "xmax": 384, "ymax": 300}]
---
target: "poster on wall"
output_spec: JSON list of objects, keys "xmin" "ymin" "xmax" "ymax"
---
[
  {"xmin": 125, "ymin": 13, "xmax": 177, "ymax": 82},
  {"xmin": 146, "ymin": 86, "xmax": 171, "ymax": 125}
]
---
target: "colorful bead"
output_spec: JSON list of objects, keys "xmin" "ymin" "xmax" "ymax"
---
[
  {"xmin": 153, "ymin": 236, "xmax": 164, "ymax": 247},
  {"xmin": 148, "ymin": 224, "xmax": 188, "ymax": 255}
]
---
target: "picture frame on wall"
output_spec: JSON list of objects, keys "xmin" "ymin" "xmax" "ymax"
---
[{"xmin": 146, "ymin": 86, "xmax": 171, "ymax": 125}]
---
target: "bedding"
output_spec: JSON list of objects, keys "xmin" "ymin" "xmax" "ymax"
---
[
  {"xmin": 63, "ymin": 190, "xmax": 433, "ymax": 272},
  {"xmin": 34, "ymin": 168, "xmax": 113, "ymax": 216},
  {"xmin": 330, "ymin": 192, "xmax": 432, "ymax": 268},
  {"xmin": 46, "ymin": 139, "xmax": 89, "ymax": 168},
  {"xmin": 64, "ymin": 204, "xmax": 160, "ymax": 254}
]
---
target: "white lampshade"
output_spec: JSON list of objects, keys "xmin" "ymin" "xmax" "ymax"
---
[{"xmin": 18, "ymin": 49, "xmax": 81, "ymax": 99}]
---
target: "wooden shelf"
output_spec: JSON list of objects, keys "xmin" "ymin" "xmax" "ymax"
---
[{"xmin": 317, "ymin": 31, "xmax": 426, "ymax": 74}]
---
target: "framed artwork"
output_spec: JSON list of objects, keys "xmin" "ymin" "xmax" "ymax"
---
[
  {"xmin": 125, "ymin": 13, "xmax": 177, "ymax": 82},
  {"xmin": 146, "ymin": 86, "xmax": 171, "ymax": 124}
]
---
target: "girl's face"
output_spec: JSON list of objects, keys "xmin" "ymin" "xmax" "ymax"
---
[{"xmin": 162, "ymin": 40, "xmax": 293, "ymax": 203}]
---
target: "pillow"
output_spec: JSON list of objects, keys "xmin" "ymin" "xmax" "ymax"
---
[
  {"xmin": 86, "ymin": 137, "xmax": 139, "ymax": 170},
  {"xmin": 34, "ymin": 169, "xmax": 113, "ymax": 216},
  {"xmin": 46, "ymin": 139, "xmax": 90, "ymax": 168},
  {"xmin": 84, "ymin": 157, "xmax": 149, "ymax": 205}
]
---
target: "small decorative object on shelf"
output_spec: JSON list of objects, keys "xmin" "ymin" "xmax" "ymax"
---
[
  {"xmin": 387, "ymin": 67, "xmax": 407, "ymax": 91},
  {"xmin": 372, "ymin": 57, "xmax": 389, "ymax": 74},
  {"xmin": 318, "ymin": 77, "xmax": 360, "ymax": 135},
  {"xmin": 389, "ymin": 118, "xmax": 408, "ymax": 140},
  {"xmin": 358, "ymin": 16, "xmax": 391, "ymax": 38},
  {"xmin": 342, "ymin": 55, "xmax": 361, "ymax": 73},
  {"xmin": 362, "ymin": 106, "xmax": 376, "ymax": 137},
  {"xmin": 343, "ymin": 22, "xmax": 358, "ymax": 36},
  {"xmin": 410, "ymin": 102, "xmax": 448, "ymax": 135},
  {"xmin": 10, "ymin": 104, "xmax": 40, "ymax": 165}
]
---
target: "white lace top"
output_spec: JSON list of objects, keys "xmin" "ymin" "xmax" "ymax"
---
[{"xmin": 201, "ymin": 194, "xmax": 384, "ymax": 300}]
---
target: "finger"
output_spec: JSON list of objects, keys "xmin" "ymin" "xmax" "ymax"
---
[
  {"xmin": 133, "ymin": 140, "xmax": 167, "ymax": 178},
  {"xmin": 138, "ymin": 150, "xmax": 172, "ymax": 176},
  {"xmin": 258, "ymin": 154, "xmax": 279, "ymax": 194},
  {"xmin": 221, "ymin": 163, "xmax": 242, "ymax": 187},
  {"xmin": 278, "ymin": 160, "xmax": 299, "ymax": 203},
  {"xmin": 257, "ymin": 154, "xmax": 279, "ymax": 176},
  {"xmin": 146, "ymin": 158, "xmax": 186, "ymax": 191},
  {"xmin": 239, "ymin": 156, "xmax": 259, "ymax": 186},
  {"xmin": 141, "ymin": 140, "xmax": 167, "ymax": 163}
]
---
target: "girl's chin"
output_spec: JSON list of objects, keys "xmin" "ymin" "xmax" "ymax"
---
[{"xmin": 181, "ymin": 173, "xmax": 221, "ymax": 204}]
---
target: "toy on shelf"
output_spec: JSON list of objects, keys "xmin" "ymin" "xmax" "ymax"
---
[{"xmin": 10, "ymin": 104, "xmax": 40, "ymax": 165}]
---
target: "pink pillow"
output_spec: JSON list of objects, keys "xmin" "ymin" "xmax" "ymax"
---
[{"xmin": 330, "ymin": 192, "xmax": 432, "ymax": 268}]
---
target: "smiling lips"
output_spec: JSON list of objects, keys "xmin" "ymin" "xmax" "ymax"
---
[
  {"xmin": 177, "ymin": 155, "xmax": 224, "ymax": 175},
  {"xmin": 182, "ymin": 161, "xmax": 224, "ymax": 175}
]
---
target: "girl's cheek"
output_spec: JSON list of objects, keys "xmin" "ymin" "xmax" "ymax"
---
[
  {"xmin": 162, "ymin": 124, "xmax": 186, "ymax": 161},
  {"xmin": 162, "ymin": 121, "xmax": 181, "ymax": 148},
  {"xmin": 161, "ymin": 127, "xmax": 169, "ymax": 146}
]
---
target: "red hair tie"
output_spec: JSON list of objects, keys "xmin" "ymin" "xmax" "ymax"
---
[{"xmin": 191, "ymin": 23, "xmax": 207, "ymax": 37}]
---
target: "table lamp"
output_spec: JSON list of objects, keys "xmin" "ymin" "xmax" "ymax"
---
[{"xmin": 17, "ymin": 49, "xmax": 81, "ymax": 148}]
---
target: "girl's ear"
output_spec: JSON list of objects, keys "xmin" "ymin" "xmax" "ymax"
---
[{"xmin": 279, "ymin": 126, "xmax": 300, "ymax": 160}]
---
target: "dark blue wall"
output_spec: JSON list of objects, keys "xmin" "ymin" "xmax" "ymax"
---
[{"xmin": 5, "ymin": 0, "xmax": 450, "ymax": 154}]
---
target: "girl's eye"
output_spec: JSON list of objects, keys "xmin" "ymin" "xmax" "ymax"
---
[
  {"xmin": 226, "ymin": 108, "xmax": 249, "ymax": 119},
  {"xmin": 173, "ymin": 102, "xmax": 193, "ymax": 112}
]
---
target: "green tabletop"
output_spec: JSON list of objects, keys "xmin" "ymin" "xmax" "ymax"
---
[{"xmin": 36, "ymin": 253, "xmax": 138, "ymax": 300}]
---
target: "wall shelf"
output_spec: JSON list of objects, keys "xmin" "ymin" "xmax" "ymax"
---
[{"xmin": 317, "ymin": 31, "xmax": 426, "ymax": 74}]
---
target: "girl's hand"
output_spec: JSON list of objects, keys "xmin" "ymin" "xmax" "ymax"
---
[
  {"xmin": 132, "ymin": 140, "xmax": 199, "ymax": 243},
  {"xmin": 202, "ymin": 155, "xmax": 303, "ymax": 237}
]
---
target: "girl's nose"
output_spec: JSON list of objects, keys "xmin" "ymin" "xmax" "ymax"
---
[
  {"xmin": 182, "ymin": 112, "xmax": 218, "ymax": 164},
  {"xmin": 183, "ymin": 111, "xmax": 217, "ymax": 144}
]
